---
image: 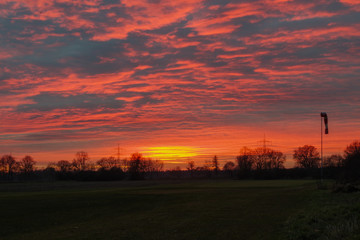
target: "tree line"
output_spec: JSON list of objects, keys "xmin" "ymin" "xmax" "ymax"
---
[
  {"xmin": 0, "ymin": 155, "xmax": 35, "ymax": 175},
  {"xmin": 1, "ymin": 141, "xmax": 359, "ymax": 182}
]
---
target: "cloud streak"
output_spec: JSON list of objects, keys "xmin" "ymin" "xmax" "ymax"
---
[{"xmin": 1, "ymin": 0, "xmax": 359, "ymax": 167}]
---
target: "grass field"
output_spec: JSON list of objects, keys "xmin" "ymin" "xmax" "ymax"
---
[{"xmin": 0, "ymin": 180, "xmax": 359, "ymax": 240}]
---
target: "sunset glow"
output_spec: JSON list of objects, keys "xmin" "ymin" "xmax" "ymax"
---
[
  {"xmin": 1, "ymin": 0, "xmax": 360, "ymax": 168},
  {"xmin": 142, "ymin": 146, "xmax": 202, "ymax": 162}
]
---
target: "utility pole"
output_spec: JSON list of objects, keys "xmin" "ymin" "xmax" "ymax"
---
[
  {"xmin": 321, "ymin": 115, "xmax": 323, "ymax": 182},
  {"xmin": 115, "ymin": 144, "xmax": 126, "ymax": 169},
  {"xmin": 117, "ymin": 143, "xmax": 120, "ymax": 162},
  {"xmin": 258, "ymin": 134, "xmax": 272, "ymax": 152},
  {"xmin": 320, "ymin": 112, "xmax": 329, "ymax": 183}
]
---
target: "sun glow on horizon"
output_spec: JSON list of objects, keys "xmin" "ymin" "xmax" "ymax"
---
[{"xmin": 142, "ymin": 146, "xmax": 203, "ymax": 161}]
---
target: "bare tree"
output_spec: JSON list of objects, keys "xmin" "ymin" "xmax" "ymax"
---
[
  {"xmin": 128, "ymin": 152, "xmax": 147, "ymax": 180},
  {"xmin": 186, "ymin": 160, "xmax": 196, "ymax": 177},
  {"xmin": 323, "ymin": 154, "xmax": 344, "ymax": 168},
  {"xmin": 344, "ymin": 140, "xmax": 360, "ymax": 160},
  {"xmin": 212, "ymin": 155, "xmax": 219, "ymax": 175},
  {"xmin": 237, "ymin": 147, "xmax": 254, "ymax": 172},
  {"xmin": 20, "ymin": 155, "xmax": 36, "ymax": 173},
  {"xmin": 186, "ymin": 160, "xmax": 195, "ymax": 171},
  {"xmin": 266, "ymin": 150, "xmax": 286, "ymax": 169},
  {"xmin": 97, "ymin": 156, "xmax": 118, "ymax": 170},
  {"xmin": 201, "ymin": 160, "xmax": 212, "ymax": 171},
  {"xmin": 0, "ymin": 155, "xmax": 17, "ymax": 174},
  {"xmin": 342, "ymin": 140, "xmax": 360, "ymax": 180},
  {"xmin": 237, "ymin": 146, "xmax": 286, "ymax": 173},
  {"xmin": 293, "ymin": 145, "xmax": 320, "ymax": 168},
  {"xmin": 126, "ymin": 153, "xmax": 163, "ymax": 179},
  {"xmin": 223, "ymin": 161, "xmax": 235, "ymax": 171},
  {"xmin": 57, "ymin": 160, "xmax": 73, "ymax": 172},
  {"xmin": 145, "ymin": 159, "xmax": 164, "ymax": 172},
  {"xmin": 46, "ymin": 162, "xmax": 57, "ymax": 170},
  {"xmin": 253, "ymin": 147, "xmax": 269, "ymax": 170},
  {"xmin": 73, "ymin": 151, "xmax": 89, "ymax": 171},
  {"xmin": 223, "ymin": 161, "xmax": 235, "ymax": 178}
]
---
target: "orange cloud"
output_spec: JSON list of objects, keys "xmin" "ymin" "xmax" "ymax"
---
[
  {"xmin": 92, "ymin": 0, "xmax": 204, "ymax": 41},
  {"xmin": 1, "ymin": 0, "xmax": 360, "ymax": 168}
]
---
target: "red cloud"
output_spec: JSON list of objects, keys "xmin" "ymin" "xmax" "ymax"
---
[
  {"xmin": 1, "ymin": 0, "xmax": 360, "ymax": 166},
  {"xmin": 92, "ymin": 0, "xmax": 204, "ymax": 41}
]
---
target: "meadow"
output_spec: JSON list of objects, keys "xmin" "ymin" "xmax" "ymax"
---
[{"xmin": 0, "ymin": 180, "xmax": 359, "ymax": 240}]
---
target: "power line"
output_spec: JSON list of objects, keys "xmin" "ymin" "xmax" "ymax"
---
[
  {"xmin": 117, "ymin": 143, "xmax": 121, "ymax": 162},
  {"xmin": 257, "ymin": 134, "xmax": 272, "ymax": 149}
]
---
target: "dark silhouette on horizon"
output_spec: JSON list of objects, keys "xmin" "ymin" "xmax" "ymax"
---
[{"xmin": 0, "ymin": 140, "xmax": 359, "ymax": 189}]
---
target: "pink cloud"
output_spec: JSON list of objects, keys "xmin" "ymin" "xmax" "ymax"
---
[
  {"xmin": 245, "ymin": 24, "xmax": 360, "ymax": 47},
  {"xmin": 92, "ymin": 0, "xmax": 204, "ymax": 41},
  {"xmin": 1, "ymin": 0, "xmax": 360, "ymax": 167}
]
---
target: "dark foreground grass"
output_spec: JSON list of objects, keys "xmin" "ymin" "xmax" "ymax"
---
[
  {"xmin": 283, "ymin": 182, "xmax": 360, "ymax": 240},
  {"xmin": 0, "ymin": 180, "xmax": 358, "ymax": 240}
]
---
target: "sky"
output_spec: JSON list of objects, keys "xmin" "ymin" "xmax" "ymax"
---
[{"xmin": 1, "ymin": 0, "xmax": 360, "ymax": 169}]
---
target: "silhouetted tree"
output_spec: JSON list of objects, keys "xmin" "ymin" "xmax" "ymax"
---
[
  {"xmin": 153, "ymin": 160, "xmax": 164, "ymax": 172},
  {"xmin": 248, "ymin": 147, "xmax": 286, "ymax": 170},
  {"xmin": 323, "ymin": 154, "xmax": 344, "ymax": 168},
  {"xmin": 97, "ymin": 156, "xmax": 118, "ymax": 170},
  {"xmin": 186, "ymin": 160, "xmax": 196, "ymax": 177},
  {"xmin": 47, "ymin": 162, "xmax": 57, "ymax": 169},
  {"xmin": 266, "ymin": 149, "xmax": 286, "ymax": 169},
  {"xmin": 236, "ymin": 147, "xmax": 255, "ymax": 178},
  {"xmin": 236, "ymin": 146, "xmax": 286, "ymax": 178},
  {"xmin": 201, "ymin": 160, "xmax": 212, "ymax": 171},
  {"xmin": 293, "ymin": 145, "xmax": 320, "ymax": 168},
  {"xmin": 57, "ymin": 160, "xmax": 73, "ymax": 172},
  {"xmin": 143, "ymin": 159, "xmax": 164, "ymax": 179},
  {"xmin": 128, "ymin": 152, "xmax": 147, "ymax": 180},
  {"xmin": 223, "ymin": 161, "xmax": 235, "ymax": 178},
  {"xmin": 121, "ymin": 158, "xmax": 130, "ymax": 172},
  {"xmin": 344, "ymin": 140, "xmax": 360, "ymax": 160},
  {"xmin": 20, "ymin": 155, "xmax": 36, "ymax": 173},
  {"xmin": 253, "ymin": 147, "xmax": 269, "ymax": 170},
  {"xmin": 186, "ymin": 160, "xmax": 195, "ymax": 171},
  {"xmin": 44, "ymin": 164, "xmax": 57, "ymax": 181},
  {"xmin": 212, "ymin": 155, "xmax": 219, "ymax": 175},
  {"xmin": 0, "ymin": 155, "xmax": 17, "ymax": 174},
  {"xmin": 144, "ymin": 159, "xmax": 164, "ymax": 172},
  {"xmin": 197, "ymin": 161, "xmax": 212, "ymax": 177},
  {"xmin": 223, "ymin": 161, "xmax": 235, "ymax": 171},
  {"xmin": 237, "ymin": 147, "xmax": 254, "ymax": 171},
  {"xmin": 73, "ymin": 151, "xmax": 89, "ymax": 171},
  {"xmin": 342, "ymin": 140, "xmax": 360, "ymax": 181}
]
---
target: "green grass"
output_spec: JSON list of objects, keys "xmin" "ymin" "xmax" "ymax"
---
[
  {"xmin": 283, "ymin": 182, "xmax": 360, "ymax": 240},
  {"xmin": 0, "ymin": 180, "xmax": 358, "ymax": 240}
]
